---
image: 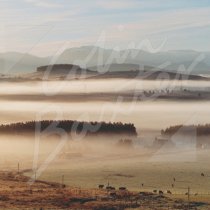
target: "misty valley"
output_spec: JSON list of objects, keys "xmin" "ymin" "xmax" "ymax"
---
[
  {"xmin": 0, "ymin": 78, "xmax": 210, "ymax": 208},
  {"xmin": 1, "ymin": 0, "xmax": 210, "ymax": 208}
]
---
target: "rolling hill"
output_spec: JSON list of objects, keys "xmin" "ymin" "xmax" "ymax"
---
[{"xmin": 19, "ymin": 63, "xmax": 209, "ymax": 81}]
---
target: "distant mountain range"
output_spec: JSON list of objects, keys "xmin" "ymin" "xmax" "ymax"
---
[
  {"xmin": 0, "ymin": 52, "xmax": 50, "ymax": 75},
  {"xmin": 0, "ymin": 46, "xmax": 210, "ymax": 75}
]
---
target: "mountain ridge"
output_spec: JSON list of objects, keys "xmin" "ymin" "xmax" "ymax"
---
[{"xmin": 0, "ymin": 46, "xmax": 209, "ymax": 75}]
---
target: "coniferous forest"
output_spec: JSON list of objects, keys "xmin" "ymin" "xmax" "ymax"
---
[
  {"xmin": 161, "ymin": 124, "xmax": 210, "ymax": 136},
  {"xmin": 0, "ymin": 120, "xmax": 137, "ymax": 136}
]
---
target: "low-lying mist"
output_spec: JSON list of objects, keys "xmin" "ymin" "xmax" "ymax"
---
[
  {"xmin": 0, "ymin": 80, "xmax": 210, "ymax": 131},
  {"xmin": 0, "ymin": 133, "xmax": 143, "ymax": 171},
  {"xmin": 0, "ymin": 100, "xmax": 210, "ymax": 130},
  {"xmin": 1, "ymin": 79, "xmax": 210, "ymax": 95}
]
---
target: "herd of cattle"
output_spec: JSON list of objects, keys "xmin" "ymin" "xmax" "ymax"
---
[{"xmin": 98, "ymin": 184, "xmax": 172, "ymax": 197}]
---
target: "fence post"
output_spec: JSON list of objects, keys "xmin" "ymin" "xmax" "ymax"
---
[
  {"xmin": 18, "ymin": 162, "xmax": 19, "ymax": 173},
  {"xmin": 34, "ymin": 170, "xmax": 36, "ymax": 181},
  {"xmin": 188, "ymin": 186, "xmax": 190, "ymax": 210},
  {"xmin": 61, "ymin": 175, "xmax": 64, "ymax": 187}
]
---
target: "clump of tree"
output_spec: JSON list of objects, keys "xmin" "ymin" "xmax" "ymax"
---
[
  {"xmin": 161, "ymin": 124, "xmax": 210, "ymax": 136},
  {"xmin": 0, "ymin": 120, "xmax": 137, "ymax": 136},
  {"xmin": 37, "ymin": 64, "xmax": 81, "ymax": 72}
]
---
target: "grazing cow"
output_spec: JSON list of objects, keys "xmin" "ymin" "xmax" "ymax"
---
[
  {"xmin": 106, "ymin": 186, "xmax": 112, "ymax": 191},
  {"xmin": 201, "ymin": 173, "xmax": 205, "ymax": 177},
  {"xmin": 106, "ymin": 186, "xmax": 115, "ymax": 191},
  {"xmin": 185, "ymin": 192, "xmax": 189, "ymax": 195},
  {"xmin": 166, "ymin": 190, "xmax": 172, "ymax": 194},
  {"xmin": 119, "ymin": 187, "xmax": 127, "ymax": 191},
  {"xmin": 153, "ymin": 190, "xmax": 157, "ymax": 193},
  {"xmin": 139, "ymin": 192, "xmax": 146, "ymax": 195},
  {"xmin": 98, "ymin": 185, "xmax": 104, "ymax": 189},
  {"xmin": 159, "ymin": 190, "xmax": 164, "ymax": 195}
]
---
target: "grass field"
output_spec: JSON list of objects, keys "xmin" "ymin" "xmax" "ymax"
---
[{"xmin": 25, "ymin": 147, "xmax": 210, "ymax": 199}]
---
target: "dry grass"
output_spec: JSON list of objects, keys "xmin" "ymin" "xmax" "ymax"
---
[{"xmin": 0, "ymin": 170, "xmax": 208, "ymax": 209}]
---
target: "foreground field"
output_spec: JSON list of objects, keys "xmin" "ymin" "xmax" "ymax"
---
[
  {"xmin": 33, "ymin": 148, "xmax": 210, "ymax": 193},
  {"xmin": 1, "ymin": 133, "xmax": 210, "ymax": 208},
  {"xmin": 0, "ymin": 170, "xmax": 209, "ymax": 209}
]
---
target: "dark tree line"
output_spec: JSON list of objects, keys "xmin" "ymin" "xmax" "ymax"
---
[
  {"xmin": 37, "ymin": 64, "xmax": 81, "ymax": 72},
  {"xmin": 161, "ymin": 124, "xmax": 210, "ymax": 136},
  {"xmin": 0, "ymin": 120, "xmax": 137, "ymax": 136}
]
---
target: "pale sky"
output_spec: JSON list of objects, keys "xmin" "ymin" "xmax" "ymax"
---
[{"xmin": 0, "ymin": 0, "xmax": 210, "ymax": 56}]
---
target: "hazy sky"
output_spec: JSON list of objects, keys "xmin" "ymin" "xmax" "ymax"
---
[{"xmin": 0, "ymin": 0, "xmax": 210, "ymax": 56}]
